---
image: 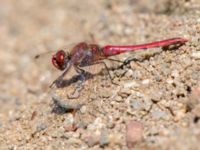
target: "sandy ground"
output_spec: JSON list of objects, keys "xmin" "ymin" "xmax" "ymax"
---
[{"xmin": 0, "ymin": 0, "xmax": 200, "ymax": 149}]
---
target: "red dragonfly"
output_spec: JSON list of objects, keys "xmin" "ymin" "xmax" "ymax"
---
[{"xmin": 36, "ymin": 37, "xmax": 188, "ymax": 88}]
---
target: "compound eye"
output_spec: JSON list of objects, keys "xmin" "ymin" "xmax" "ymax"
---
[
  {"xmin": 52, "ymin": 50, "xmax": 67, "ymax": 70},
  {"xmin": 56, "ymin": 50, "xmax": 66, "ymax": 63},
  {"xmin": 51, "ymin": 50, "xmax": 69, "ymax": 70},
  {"xmin": 52, "ymin": 55, "xmax": 59, "ymax": 69}
]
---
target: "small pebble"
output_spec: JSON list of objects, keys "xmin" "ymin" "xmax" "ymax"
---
[
  {"xmin": 64, "ymin": 114, "xmax": 74, "ymax": 125},
  {"xmin": 63, "ymin": 114, "xmax": 78, "ymax": 132},
  {"xmin": 180, "ymin": 120, "xmax": 189, "ymax": 128},
  {"xmin": 50, "ymin": 127, "xmax": 65, "ymax": 138},
  {"xmin": 123, "ymin": 80, "xmax": 139, "ymax": 89},
  {"xmin": 109, "ymin": 133, "xmax": 122, "ymax": 146},
  {"xmin": 36, "ymin": 123, "xmax": 47, "ymax": 132},
  {"xmin": 125, "ymin": 69, "xmax": 134, "ymax": 78},
  {"xmin": 151, "ymin": 110, "xmax": 168, "ymax": 120},
  {"xmin": 189, "ymin": 87, "xmax": 200, "ymax": 109},
  {"xmin": 115, "ymin": 96, "xmax": 123, "ymax": 102},
  {"xmin": 171, "ymin": 70, "xmax": 179, "ymax": 78},
  {"xmin": 191, "ymin": 52, "xmax": 200, "ymax": 59},
  {"xmin": 100, "ymin": 90, "xmax": 112, "ymax": 98},
  {"xmin": 99, "ymin": 129, "xmax": 109, "ymax": 146},
  {"xmin": 118, "ymin": 88, "xmax": 132, "ymax": 98},
  {"xmin": 173, "ymin": 107, "xmax": 187, "ymax": 120},
  {"xmin": 149, "ymin": 90, "xmax": 163, "ymax": 102},
  {"xmin": 166, "ymin": 78, "xmax": 174, "ymax": 84},
  {"xmin": 82, "ymin": 132, "xmax": 99, "ymax": 147},
  {"xmin": 141, "ymin": 79, "xmax": 150, "ymax": 85},
  {"xmin": 130, "ymin": 100, "xmax": 142, "ymax": 110},
  {"xmin": 126, "ymin": 120, "xmax": 143, "ymax": 148},
  {"xmin": 80, "ymin": 105, "xmax": 87, "ymax": 114},
  {"xmin": 192, "ymin": 104, "xmax": 200, "ymax": 116}
]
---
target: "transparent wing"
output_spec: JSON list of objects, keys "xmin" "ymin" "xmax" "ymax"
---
[{"xmin": 33, "ymin": 43, "xmax": 77, "ymax": 88}]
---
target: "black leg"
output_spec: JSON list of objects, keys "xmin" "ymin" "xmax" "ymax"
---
[
  {"xmin": 107, "ymin": 58, "xmax": 124, "ymax": 63},
  {"xmin": 107, "ymin": 57, "xmax": 143, "ymax": 67},
  {"xmin": 49, "ymin": 63, "xmax": 72, "ymax": 88},
  {"xmin": 49, "ymin": 76, "xmax": 64, "ymax": 88},
  {"xmin": 88, "ymin": 61, "xmax": 119, "ymax": 85}
]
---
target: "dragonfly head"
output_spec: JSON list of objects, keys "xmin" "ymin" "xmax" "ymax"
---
[{"xmin": 52, "ymin": 50, "xmax": 70, "ymax": 70}]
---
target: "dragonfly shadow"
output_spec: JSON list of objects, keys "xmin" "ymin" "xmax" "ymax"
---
[
  {"xmin": 55, "ymin": 71, "xmax": 95, "ymax": 88},
  {"xmin": 162, "ymin": 42, "xmax": 186, "ymax": 51}
]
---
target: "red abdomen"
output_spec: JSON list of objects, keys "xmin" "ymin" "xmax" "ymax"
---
[{"xmin": 102, "ymin": 38, "xmax": 188, "ymax": 57}]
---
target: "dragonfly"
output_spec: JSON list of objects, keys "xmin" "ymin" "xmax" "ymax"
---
[{"xmin": 35, "ymin": 37, "xmax": 188, "ymax": 92}]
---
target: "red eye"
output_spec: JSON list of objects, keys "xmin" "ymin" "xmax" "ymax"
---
[
  {"xmin": 56, "ymin": 50, "xmax": 65, "ymax": 63},
  {"xmin": 52, "ymin": 55, "xmax": 59, "ymax": 69},
  {"xmin": 51, "ymin": 50, "xmax": 66, "ymax": 70}
]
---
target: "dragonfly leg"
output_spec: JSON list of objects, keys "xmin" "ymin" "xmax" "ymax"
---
[
  {"xmin": 50, "ymin": 76, "xmax": 64, "ymax": 88},
  {"xmin": 90, "ymin": 61, "xmax": 119, "ymax": 85},
  {"xmin": 50, "ymin": 65, "xmax": 73, "ymax": 88},
  {"xmin": 107, "ymin": 58, "xmax": 124, "ymax": 63}
]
